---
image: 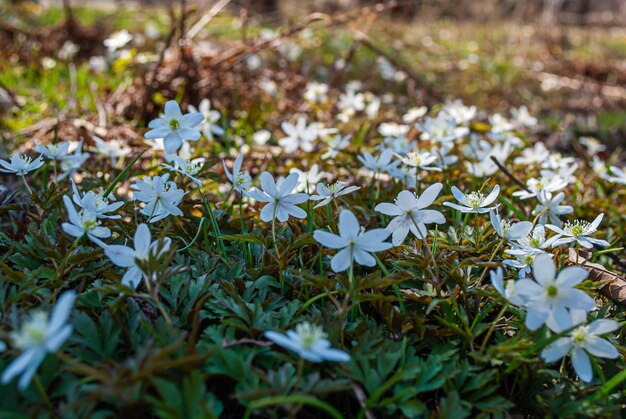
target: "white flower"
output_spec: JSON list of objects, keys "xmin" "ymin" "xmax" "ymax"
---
[
  {"xmin": 304, "ymin": 81, "xmax": 329, "ymax": 103},
  {"xmin": 465, "ymin": 142, "xmax": 512, "ymax": 177},
  {"xmin": 606, "ymin": 165, "xmax": 626, "ymax": 185},
  {"xmin": 62, "ymin": 196, "xmax": 111, "ymax": 247},
  {"xmin": 313, "ymin": 209, "xmax": 391, "ymax": 272},
  {"xmin": 489, "ymin": 210, "xmax": 533, "ymax": 240},
  {"xmin": 542, "ymin": 317, "xmax": 620, "ymax": 382},
  {"xmin": 443, "ymin": 185, "xmax": 500, "ymax": 214},
  {"xmin": 189, "ymin": 99, "xmax": 224, "ymax": 141},
  {"xmin": 357, "ymin": 149, "xmax": 397, "ymax": 174},
  {"xmin": 338, "ymin": 90, "xmax": 365, "ymax": 113},
  {"xmin": 144, "ymin": 101, "xmax": 203, "ymax": 154},
  {"xmin": 544, "ymin": 214, "xmax": 610, "ymax": 249},
  {"xmin": 131, "ymin": 174, "xmax": 185, "ymax": 223},
  {"xmin": 402, "ymin": 106, "xmax": 427, "ymax": 124},
  {"xmin": 514, "ymin": 224, "xmax": 549, "ymax": 254},
  {"xmin": 104, "ymin": 223, "xmax": 171, "ymax": 289},
  {"xmin": 0, "ymin": 155, "xmax": 44, "ymax": 175},
  {"xmin": 579, "ymin": 137, "xmax": 606, "ymax": 156},
  {"xmin": 516, "ymin": 254, "xmax": 595, "ymax": 332},
  {"xmin": 33, "ymin": 142, "xmax": 70, "ymax": 160},
  {"xmin": 378, "ymin": 122, "xmax": 409, "ymax": 138},
  {"xmin": 71, "ymin": 180, "xmax": 123, "ymax": 219},
  {"xmin": 104, "ymin": 29, "xmax": 132, "ymax": 52},
  {"xmin": 375, "ymin": 184, "xmax": 445, "ymax": 246},
  {"xmin": 92, "ymin": 136, "xmax": 132, "ymax": 166},
  {"xmin": 441, "ymin": 99, "xmax": 476, "ymax": 125},
  {"xmin": 502, "ymin": 250, "xmax": 542, "ymax": 278},
  {"xmin": 511, "ymin": 106, "xmax": 537, "ymax": 128},
  {"xmin": 252, "ymin": 130, "xmax": 271, "ymax": 145},
  {"xmin": 310, "ymin": 182, "xmax": 360, "ymax": 209},
  {"xmin": 162, "ymin": 157, "xmax": 205, "ymax": 186},
  {"xmin": 264, "ymin": 323, "xmax": 350, "ymax": 363},
  {"xmin": 489, "ymin": 113, "xmax": 514, "ymax": 133},
  {"xmin": 490, "ymin": 267, "xmax": 525, "ymax": 306},
  {"xmin": 532, "ymin": 191, "xmax": 573, "ymax": 227},
  {"xmin": 246, "ymin": 172, "xmax": 308, "ymax": 222},
  {"xmin": 417, "ymin": 113, "xmax": 469, "ymax": 143},
  {"xmin": 290, "ymin": 164, "xmax": 326, "ymax": 193},
  {"xmin": 321, "ymin": 134, "xmax": 351, "ymax": 160},
  {"xmin": 1, "ymin": 291, "xmax": 75, "ymax": 390},
  {"xmin": 223, "ymin": 154, "xmax": 252, "ymax": 194},
  {"xmin": 513, "ymin": 176, "xmax": 567, "ymax": 200},
  {"xmin": 400, "ymin": 150, "xmax": 439, "ymax": 171},
  {"xmin": 514, "ymin": 142, "xmax": 550, "ymax": 166},
  {"xmin": 57, "ymin": 142, "xmax": 90, "ymax": 181},
  {"xmin": 278, "ymin": 117, "xmax": 320, "ymax": 153}
]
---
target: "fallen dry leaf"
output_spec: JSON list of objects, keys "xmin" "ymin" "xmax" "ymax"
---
[{"xmin": 569, "ymin": 248, "xmax": 626, "ymax": 306}]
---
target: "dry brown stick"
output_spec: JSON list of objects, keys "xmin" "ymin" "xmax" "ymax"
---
[{"xmin": 490, "ymin": 156, "xmax": 530, "ymax": 192}]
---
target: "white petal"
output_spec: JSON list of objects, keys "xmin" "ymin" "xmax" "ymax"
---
[
  {"xmin": 571, "ymin": 347, "xmax": 593, "ymax": 382},
  {"xmin": 313, "ymin": 231, "xmax": 348, "ymax": 249}
]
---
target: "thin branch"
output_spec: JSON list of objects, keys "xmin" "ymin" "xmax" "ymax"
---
[{"xmin": 490, "ymin": 156, "xmax": 530, "ymax": 192}]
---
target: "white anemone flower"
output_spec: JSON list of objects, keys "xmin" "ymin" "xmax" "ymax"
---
[
  {"xmin": 264, "ymin": 323, "xmax": 350, "ymax": 363},
  {"xmin": 375, "ymin": 184, "xmax": 445, "ymax": 246},
  {"xmin": 310, "ymin": 181, "xmax": 360, "ymax": 209},
  {"xmin": 402, "ymin": 106, "xmax": 428, "ymax": 124},
  {"xmin": 400, "ymin": 150, "xmax": 439, "ymax": 171},
  {"xmin": 443, "ymin": 185, "xmax": 500, "ymax": 214},
  {"xmin": 1, "ymin": 291, "xmax": 76, "ymax": 390},
  {"xmin": 188, "ymin": 99, "xmax": 224, "ymax": 141},
  {"xmin": 246, "ymin": 172, "xmax": 308, "ymax": 222},
  {"xmin": 532, "ymin": 191, "xmax": 573, "ymax": 227},
  {"xmin": 357, "ymin": 149, "xmax": 397, "ymax": 175},
  {"xmin": 144, "ymin": 100, "xmax": 203, "ymax": 154},
  {"xmin": 513, "ymin": 176, "xmax": 568, "ymax": 200},
  {"xmin": 290, "ymin": 164, "xmax": 326, "ymax": 193},
  {"xmin": 502, "ymin": 250, "xmax": 543, "ymax": 278},
  {"xmin": 313, "ymin": 209, "xmax": 391, "ymax": 272},
  {"xmin": 278, "ymin": 117, "xmax": 319, "ymax": 153},
  {"xmin": 0, "ymin": 154, "xmax": 44, "ymax": 175},
  {"xmin": 516, "ymin": 254, "xmax": 595, "ymax": 332},
  {"xmin": 33, "ymin": 142, "xmax": 70, "ymax": 160},
  {"xmin": 223, "ymin": 154, "xmax": 252, "ymax": 194},
  {"xmin": 162, "ymin": 157, "xmax": 205, "ymax": 186},
  {"xmin": 544, "ymin": 214, "xmax": 610, "ymax": 249},
  {"xmin": 511, "ymin": 106, "xmax": 537, "ymax": 128},
  {"xmin": 441, "ymin": 99, "xmax": 476, "ymax": 125},
  {"xmin": 606, "ymin": 166, "xmax": 626, "ymax": 185},
  {"xmin": 61, "ymin": 196, "xmax": 111, "ymax": 247},
  {"xmin": 92, "ymin": 136, "xmax": 132, "ymax": 166},
  {"xmin": 489, "ymin": 210, "xmax": 533, "ymax": 241},
  {"xmin": 541, "ymin": 315, "xmax": 620, "ymax": 383},
  {"xmin": 321, "ymin": 134, "xmax": 351, "ymax": 160},
  {"xmin": 417, "ymin": 113, "xmax": 469, "ymax": 143},
  {"xmin": 514, "ymin": 224, "xmax": 550, "ymax": 254},
  {"xmin": 131, "ymin": 174, "xmax": 185, "ymax": 223},
  {"xmin": 104, "ymin": 223, "xmax": 171, "ymax": 289},
  {"xmin": 489, "ymin": 267, "xmax": 525, "ymax": 306},
  {"xmin": 514, "ymin": 142, "xmax": 550, "ymax": 166},
  {"xmin": 71, "ymin": 180, "xmax": 123, "ymax": 219}
]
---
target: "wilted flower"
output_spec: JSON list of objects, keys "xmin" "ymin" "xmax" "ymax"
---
[
  {"xmin": 1, "ymin": 291, "xmax": 76, "ymax": 390},
  {"xmin": 246, "ymin": 172, "xmax": 308, "ymax": 222},
  {"xmin": 265, "ymin": 322, "xmax": 350, "ymax": 363},
  {"xmin": 131, "ymin": 174, "xmax": 185, "ymax": 223},
  {"xmin": 375, "ymin": 184, "xmax": 445, "ymax": 246},
  {"xmin": 313, "ymin": 209, "xmax": 391, "ymax": 272},
  {"xmin": 443, "ymin": 185, "xmax": 500, "ymax": 214},
  {"xmin": 144, "ymin": 101, "xmax": 203, "ymax": 154},
  {"xmin": 104, "ymin": 223, "xmax": 171, "ymax": 289}
]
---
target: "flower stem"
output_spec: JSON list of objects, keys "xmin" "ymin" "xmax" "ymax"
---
[
  {"xmin": 480, "ymin": 303, "xmax": 509, "ymax": 352},
  {"xmin": 33, "ymin": 374, "xmax": 53, "ymax": 410},
  {"xmin": 21, "ymin": 172, "xmax": 33, "ymax": 196},
  {"xmin": 475, "ymin": 238, "xmax": 505, "ymax": 286}
]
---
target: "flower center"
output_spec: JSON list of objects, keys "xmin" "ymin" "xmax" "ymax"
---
[
  {"xmin": 546, "ymin": 284, "xmax": 558, "ymax": 298},
  {"xmin": 11, "ymin": 311, "xmax": 48, "ymax": 349},
  {"xmin": 169, "ymin": 119, "xmax": 180, "ymax": 129},
  {"xmin": 83, "ymin": 219, "xmax": 98, "ymax": 231},
  {"xmin": 296, "ymin": 323, "xmax": 326, "ymax": 349},
  {"xmin": 466, "ymin": 192, "xmax": 484, "ymax": 209},
  {"xmin": 571, "ymin": 225, "xmax": 583, "ymax": 237}
]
